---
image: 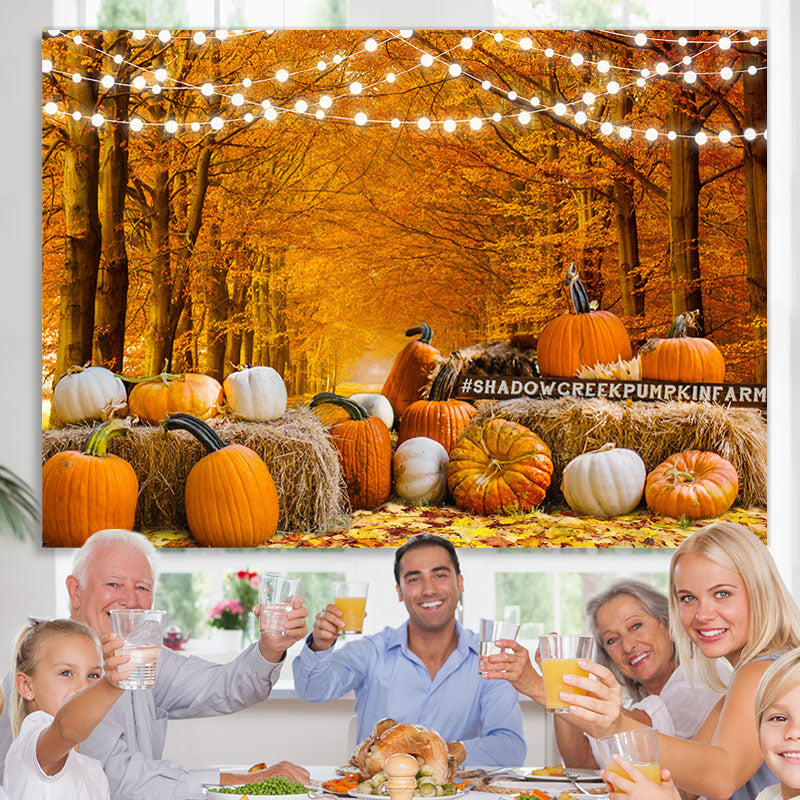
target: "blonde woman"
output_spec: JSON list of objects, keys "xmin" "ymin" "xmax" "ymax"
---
[{"xmin": 557, "ymin": 522, "xmax": 800, "ymax": 800}]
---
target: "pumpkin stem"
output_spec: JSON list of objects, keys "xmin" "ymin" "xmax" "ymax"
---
[
  {"xmin": 404, "ymin": 324, "xmax": 433, "ymax": 345},
  {"xmin": 665, "ymin": 463, "xmax": 695, "ymax": 486},
  {"xmin": 428, "ymin": 366, "xmax": 457, "ymax": 401},
  {"xmin": 309, "ymin": 393, "xmax": 369, "ymax": 421},
  {"xmin": 666, "ymin": 310, "xmax": 700, "ymax": 339},
  {"xmin": 566, "ymin": 263, "xmax": 592, "ymax": 315},
  {"xmin": 163, "ymin": 412, "xmax": 228, "ymax": 454},
  {"xmin": 84, "ymin": 419, "xmax": 132, "ymax": 458}
]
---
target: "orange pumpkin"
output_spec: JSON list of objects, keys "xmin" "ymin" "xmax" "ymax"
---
[
  {"xmin": 398, "ymin": 369, "xmax": 477, "ymax": 454},
  {"xmin": 42, "ymin": 419, "xmax": 138, "ymax": 547},
  {"xmin": 311, "ymin": 395, "xmax": 392, "ymax": 510},
  {"xmin": 381, "ymin": 324, "xmax": 441, "ymax": 424},
  {"xmin": 645, "ymin": 449, "xmax": 738, "ymax": 520},
  {"xmin": 447, "ymin": 417, "xmax": 553, "ymax": 515},
  {"xmin": 128, "ymin": 372, "xmax": 223, "ymax": 423},
  {"xmin": 536, "ymin": 264, "xmax": 632, "ymax": 378},
  {"xmin": 163, "ymin": 413, "xmax": 279, "ymax": 546},
  {"xmin": 640, "ymin": 311, "xmax": 726, "ymax": 383}
]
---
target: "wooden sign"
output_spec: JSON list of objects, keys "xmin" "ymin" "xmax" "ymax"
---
[{"xmin": 454, "ymin": 375, "xmax": 767, "ymax": 409}]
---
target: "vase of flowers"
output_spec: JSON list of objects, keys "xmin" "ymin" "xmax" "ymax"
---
[
  {"xmin": 227, "ymin": 570, "xmax": 260, "ymax": 646},
  {"xmin": 207, "ymin": 598, "xmax": 246, "ymax": 653}
]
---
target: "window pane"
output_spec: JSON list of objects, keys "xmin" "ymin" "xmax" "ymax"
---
[
  {"xmin": 159, "ymin": 572, "xmax": 211, "ymax": 639},
  {"xmin": 287, "ymin": 571, "xmax": 346, "ymax": 619},
  {"xmin": 221, "ymin": 0, "xmax": 285, "ymax": 26}
]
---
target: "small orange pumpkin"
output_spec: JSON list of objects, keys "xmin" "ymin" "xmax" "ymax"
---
[
  {"xmin": 536, "ymin": 264, "xmax": 632, "ymax": 378},
  {"xmin": 310, "ymin": 394, "xmax": 392, "ymax": 511},
  {"xmin": 381, "ymin": 324, "xmax": 441, "ymax": 424},
  {"xmin": 163, "ymin": 413, "xmax": 279, "ymax": 546},
  {"xmin": 128, "ymin": 371, "xmax": 223, "ymax": 423},
  {"xmin": 645, "ymin": 449, "xmax": 738, "ymax": 520},
  {"xmin": 398, "ymin": 369, "xmax": 477, "ymax": 454},
  {"xmin": 639, "ymin": 311, "xmax": 726, "ymax": 383},
  {"xmin": 42, "ymin": 419, "xmax": 138, "ymax": 547},
  {"xmin": 447, "ymin": 417, "xmax": 553, "ymax": 515}
]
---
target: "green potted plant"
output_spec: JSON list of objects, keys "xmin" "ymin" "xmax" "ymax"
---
[{"xmin": 0, "ymin": 466, "xmax": 37, "ymax": 539}]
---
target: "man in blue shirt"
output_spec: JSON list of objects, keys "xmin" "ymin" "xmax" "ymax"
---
[{"xmin": 292, "ymin": 533, "xmax": 526, "ymax": 766}]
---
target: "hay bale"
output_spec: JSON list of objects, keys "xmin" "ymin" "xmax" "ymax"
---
[
  {"xmin": 41, "ymin": 407, "xmax": 348, "ymax": 534},
  {"xmin": 470, "ymin": 397, "xmax": 767, "ymax": 507}
]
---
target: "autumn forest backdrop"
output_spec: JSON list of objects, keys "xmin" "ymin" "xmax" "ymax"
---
[{"xmin": 41, "ymin": 28, "xmax": 767, "ymax": 404}]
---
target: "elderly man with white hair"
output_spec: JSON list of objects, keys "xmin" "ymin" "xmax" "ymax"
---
[{"xmin": 0, "ymin": 529, "xmax": 310, "ymax": 799}]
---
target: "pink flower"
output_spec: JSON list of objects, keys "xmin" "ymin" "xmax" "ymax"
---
[{"xmin": 249, "ymin": 576, "xmax": 259, "ymax": 589}]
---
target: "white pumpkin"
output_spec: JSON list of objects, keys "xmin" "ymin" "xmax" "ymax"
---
[
  {"xmin": 223, "ymin": 366, "xmax": 287, "ymax": 421},
  {"xmin": 52, "ymin": 365, "xmax": 127, "ymax": 424},
  {"xmin": 393, "ymin": 437, "xmax": 449, "ymax": 505},
  {"xmin": 561, "ymin": 443, "xmax": 646, "ymax": 518},
  {"xmin": 349, "ymin": 393, "xmax": 394, "ymax": 429}
]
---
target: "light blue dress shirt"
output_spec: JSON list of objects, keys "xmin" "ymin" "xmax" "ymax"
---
[{"xmin": 293, "ymin": 620, "xmax": 526, "ymax": 766}]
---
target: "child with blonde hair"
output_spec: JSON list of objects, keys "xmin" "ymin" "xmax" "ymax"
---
[{"xmin": 3, "ymin": 618, "xmax": 130, "ymax": 799}]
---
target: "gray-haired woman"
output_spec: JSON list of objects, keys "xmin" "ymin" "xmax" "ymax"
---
[{"xmin": 485, "ymin": 579, "xmax": 727, "ymax": 768}]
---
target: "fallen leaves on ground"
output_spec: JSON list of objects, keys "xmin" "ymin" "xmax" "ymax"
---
[{"xmin": 142, "ymin": 503, "xmax": 767, "ymax": 549}]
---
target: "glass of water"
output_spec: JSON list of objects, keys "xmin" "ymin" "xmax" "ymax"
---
[
  {"xmin": 478, "ymin": 617, "xmax": 520, "ymax": 676},
  {"xmin": 109, "ymin": 609, "xmax": 166, "ymax": 690}
]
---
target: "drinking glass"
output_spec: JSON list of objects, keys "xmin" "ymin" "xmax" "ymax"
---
[
  {"xmin": 478, "ymin": 617, "xmax": 520, "ymax": 676},
  {"xmin": 598, "ymin": 728, "xmax": 662, "ymax": 791},
  {"xmin": 109, "ymin": 609, "xmax": 166, "ymax": 690},
  {"xmin": 259, "ymin": 573, "xmax": 300, "ymax": 635},
  {"xmin": 539, "ymin": 634, "xmax": 594, "ymax": 713},
  {"xmin": 332, "ymin": 581, "xmax": 369, "ymax": 635}
]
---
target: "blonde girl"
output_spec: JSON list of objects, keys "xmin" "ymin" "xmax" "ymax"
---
[
  {"xmin": 557, "ymin": 522, "xmax": 800, "ymax": 800},
  {"xmin": 4, "ymin": 619, "xmax": 130, "ymax": 800},
  {"xmin": 753, "ymin": 648, "xmax": 800, "ymax": 800}
]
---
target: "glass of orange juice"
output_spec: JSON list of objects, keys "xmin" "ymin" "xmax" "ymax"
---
[
  {"xmin": 598, "ymin": 728, "xmax": 661, "ymax": 792},
  {"xmin": 332, "ymin": 581, "xmax": 369, "ymax": 635},
  {"xmin": 539, "ymin": 634, "xmax": 594, "ymax": 713}
]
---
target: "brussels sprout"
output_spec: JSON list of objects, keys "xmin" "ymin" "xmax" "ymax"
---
[
  {"xmin": 442, "ymin": 785, "xmax": 456, "ymax": 796},
  {"xmin": 358, "ymin": 780, "xmax": 374, "ymax": 794},
  {"xmin": 371, "ymin": 772, "xmax": 388, "ymax": 788},
  {"xmin": 417, "ymin": 783, "xmax": 438, "ymax": 796},
  {"xmin": 418, "ymin": 766, "xmax": 435, "ymax": 778}
]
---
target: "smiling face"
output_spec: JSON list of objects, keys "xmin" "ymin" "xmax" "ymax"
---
[
  {"xmin": 396, "ymin": 545, "xmax": 463, "ymax": 635},
  {"xmin": 674, "ymin": 553, "xmax": 750, "ymax": 665},
  {"xmin": 596, "ymin": 593, "xmax": 676, "ymax": 696},
  {"xmin": 16, "ymin": 634, "xmax": 102, "ymax": 718},
  {"xmin": 66, "ymin": 544, "xmax": 154, "ymax": 636},
  {"xmin": 760, "ymin": 682, "xmax": 800, "ymax": 797}
]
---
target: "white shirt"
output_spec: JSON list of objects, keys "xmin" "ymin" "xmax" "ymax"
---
[
  {"xmin": 4, "ymin": 711, "xmax": 111, "ymax": 800},
  {"xmin": 755, "ymin": 786, "xmax": 800, "ymax": 800}
]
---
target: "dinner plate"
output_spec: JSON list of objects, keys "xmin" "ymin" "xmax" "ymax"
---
[
  {"xmin": 493, "ymin": 768, "xmax": 604, "ymax": 783},
  {"xmin": 348, "ymin": 789, "xmax": 466, "ymax": 800},
  {"xmin": 205, "ymin": 789, "xmax": 313, "ymax": 799}
]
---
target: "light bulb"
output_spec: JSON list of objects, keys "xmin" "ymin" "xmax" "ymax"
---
[
  {"xmin": 130, "ymin": 117, "xmax": 143, "ymax": 131},
  {"xmin": 718, "ymin": 129, "xmax": 731, "ymax": 143},
  {"xmin": 42, "ymin": 59, "xmax": 52, "ymax": 73},
  {"xmin": 634, "ymin": 32, "xmax": 647, "ymax": 46},
  {"xmin": 684, "ymin": 70, "xmax": 697, "ymax": 84},
  {"xmin": 619, "ymin": 126, "xmax": 632, "ymax": 139},
  {"xmin": 636, "ymin": 78, "xmax": 646, "ymax": 87},
  {"xmin": 520, "ymin": 37, "xmax": 532, "ymax": 50},
  {"xmin": 261, "ymin": 99, "xmax": 272, "ymax": 109},
  {"xmin": 508, "ymin": 91, "xmax": 517, "ymax": 100},
  {"xmin": 295, "ymin": 99, "xmax": 308, "ymax": 113},
  {"xmin": 695, "ymin": 131, "xmax": 708, "ymax": 144},
  {"xmin": 678, "ymin": 36, "xmax": 688, "ymax": 46},
  {"xmin": 193, "ymin": 31, "xmax": 206, "ymax": 45},
  {"xmin": 470, "ymin": 117, "xmax": 483, "ymax": 130},
  {"xmin": 574, "ymin": 110, "xmax": 587, "ymax": 124},
  {"xmin": 391, "ymin": 118, "xmax": 401, "ymax": 128},
  {"xmin": 443, "ymin": 119, "xmax": 456, "ymax": 132},
  {"xmin": 656, "ymin": 61, "xmax": 669, "ymax": 75},
  {"xmin": 232, "ymin": 93, "xmax": 244, "ymax": 106},
  {"xmin": 668, "ymin": 131, "xmax": 677, "ymax": 140},
  {"xmin": 72, "ymin": 72, "xmax": 82, "ymax": 83},
  {"xmin": 492, "ymin": 112, "xmax": 502, "ymax": 122},
  {"xmin": 364, "ymin": 38, "xmax": 377, "ymax": 52},
  {"xmin": 544, "ymin": 48, "xmax": 554, "ymax": 58},
  {"xmin": 201, "ymin": 83, "xmax": 214, "ymax": 96},
  {"xmin": 460, "ymin": 37, "xmax": 473, "ymax": 50},
  {"xmin": 158, "ymin": 30, "xmax": 171, "ymax": 43},
  {"xmin": 744, "ymin": 127, "xmax": 756, "ymax": 140},
  {"xmin": 210, "ymin": 116, "xmax": 224, "ymax": 130},
  {"xmin": 553, "ymin": 102, "xmax": 567, "ymax": 116},
  {"xmin": 481, "ymin": 80, "xmax": 491, "ymax": 90},
  {"xmin": 400, "ymin": 30, "xmax": 413, "ymax": 38},
  {"xmin": 215, "ymin": 29, "xmax": 228, "ymax": 41},
  {"xmin": 420, "ymin": 53, "xmax": 434, "ymax": 67},
  {"xmin": 582, "ymin": 91, "xmax": 595, "ymax": 105},
  {"xmin": 640, "ymin": 68, "xmax": 650, "ymax": 78},
  {"xmin": 333, "ymin": 54, "xmax": 343, "ymax": 64},
  {"xmin": 151, "ymin": 84, "xmax": 162, "ymax": 94},
  {"xmin": 354, "ymin": 112, "xmax": 367, "ymax": 126},
  {"xmin": 73, "ymin": 34, "xmax": 82, "ymax": 44},
  {"xmin": 417, "ymin": 117, "xmax": 431, "ymax": 130},
  {"xmin": 748, "ymin": 65, "xmax": 757, "ymax": 75},
  {"xmin": 597, "ymin": 59, "xmax": 610, "ymax": 73},
  {"xmin": 750, "ymin": 36, "xmax": 759, "ymax": 46},
  {"xmin": 718, "ymin": 36, "xmax": 731, "ymax": 50},
  {"xmin": 113, "ymin": 54, "xmax": 123, "ymax": 64},
  {"xmin": 132, "ymin": 30, "xmax": 146, "ymax": 40},
  {"xmin": 721, "ymin": 67, "xmax": 733, "ymax": 80},
  {"xmin": 101, "ymin": 75, "xmax": 114, "ymax": 88},
  {"xmin": 571, "ymin": 52, "xmax": 584, "ymax": 66},
  {"xmin": 600, "ymin": 121, "xmax": 613, "ymax": 135},
  {"xmin": 494, "ymin": 33, "xmax": 503, "ymax": 43},
  {"xmin": 518, "ymin": 111, "xmax": 531, "ymax": 124},
  {"xmin": 607, "ymin": 81, "xmax": 620, "ymax": 94},
  {"xmin": 449, "ymin": 63, "xmax": 462, "ymax": 77},
  {"xmin": 276, "ymin": 69, "xmax": 289, "ymax": 83},
  {"xmin": 386, "ymin": 72, "xmax": 396, "ymax": 83},
  {"xmin": 165, "ymin": 119, "xmax": 178, "ymax": 133},
  {"xmin": 319, "ymin": 95, "xmax": 332, "ymax": 109},
  {"xmin": 133, "ymin": 75, "xmax": 147, "ymax": 90},
  {"xmin": 191, "ymin": 121, "xmax": 200, "ymax": 131},
  {"xmin": 265, "ymin": 108, "xmax": 277, "ymax": 121},
  {"xmin": 154, "ymin": 68, "xmax": 167, "ymax": 82},
  {"xmin": 44, "ymin": 101, "xmax": 58, "ymax": 114},
  {"xmin": 47, "ymin": 29, "xmax": 60, "ymax": 36},
  {"xmin": 243, "ymin": 78, "xmax": 252, "ymax": 87},
  {"xmin": 317, "ymin": 60, "xmax": 326, "ymax": 71},
  {"xmin": 531, "ymin": 96, "xmax": 540, "ymax": 106},
  {"xmin": 315, "ymin": 110, "xmax": 324, "ymax": 120},
  {"xmin": 350, "ymin": 81, "xmax": 362, "ymax": 94},
  {"xmin": 682, "ymin": 55, "xmax": 692, "ymax": 65},
  {"xmin": 645, "ymin": 127, "xmax": 658, "ymax": 141},
  {"xmin": 72, "ymin": 111, "xmax": 82, "ymax": 121}
]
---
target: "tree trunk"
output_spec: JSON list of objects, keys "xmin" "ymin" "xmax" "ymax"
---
[
  {"xmin": 172, "ymin": 300, "xmax": 195, "ymax": 373},
  {"xmin": 204, "ymin": 218, "xmax": 229, "ymax": 381},
  {"xmin": 612, "ymin": 178, "xmax": 645, "ymax": 317},
  {"xmin": 742, "ymin": 49, "xmax": 767, "ymax": 383},
  {"xmin": 93, "ymin": 69, "xmax": 130, "ymax": 372},
  {"xmin": 668, "ymin": 99, "xmax": 704, "ymax": 333},
  {"xmin": 225, "ymin": 266, "xmax": 252, "ymax": 374},
  {"xmin": 268, "ymin": 251, "xmax": 289, "ymax": 375},
  {"xmin": 55, "ymin": 36, "xmax": 102, "ymax": 382},
  {"xmin": 251, "ymin": 252, "xmax": 271, "ymax": 365}
]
